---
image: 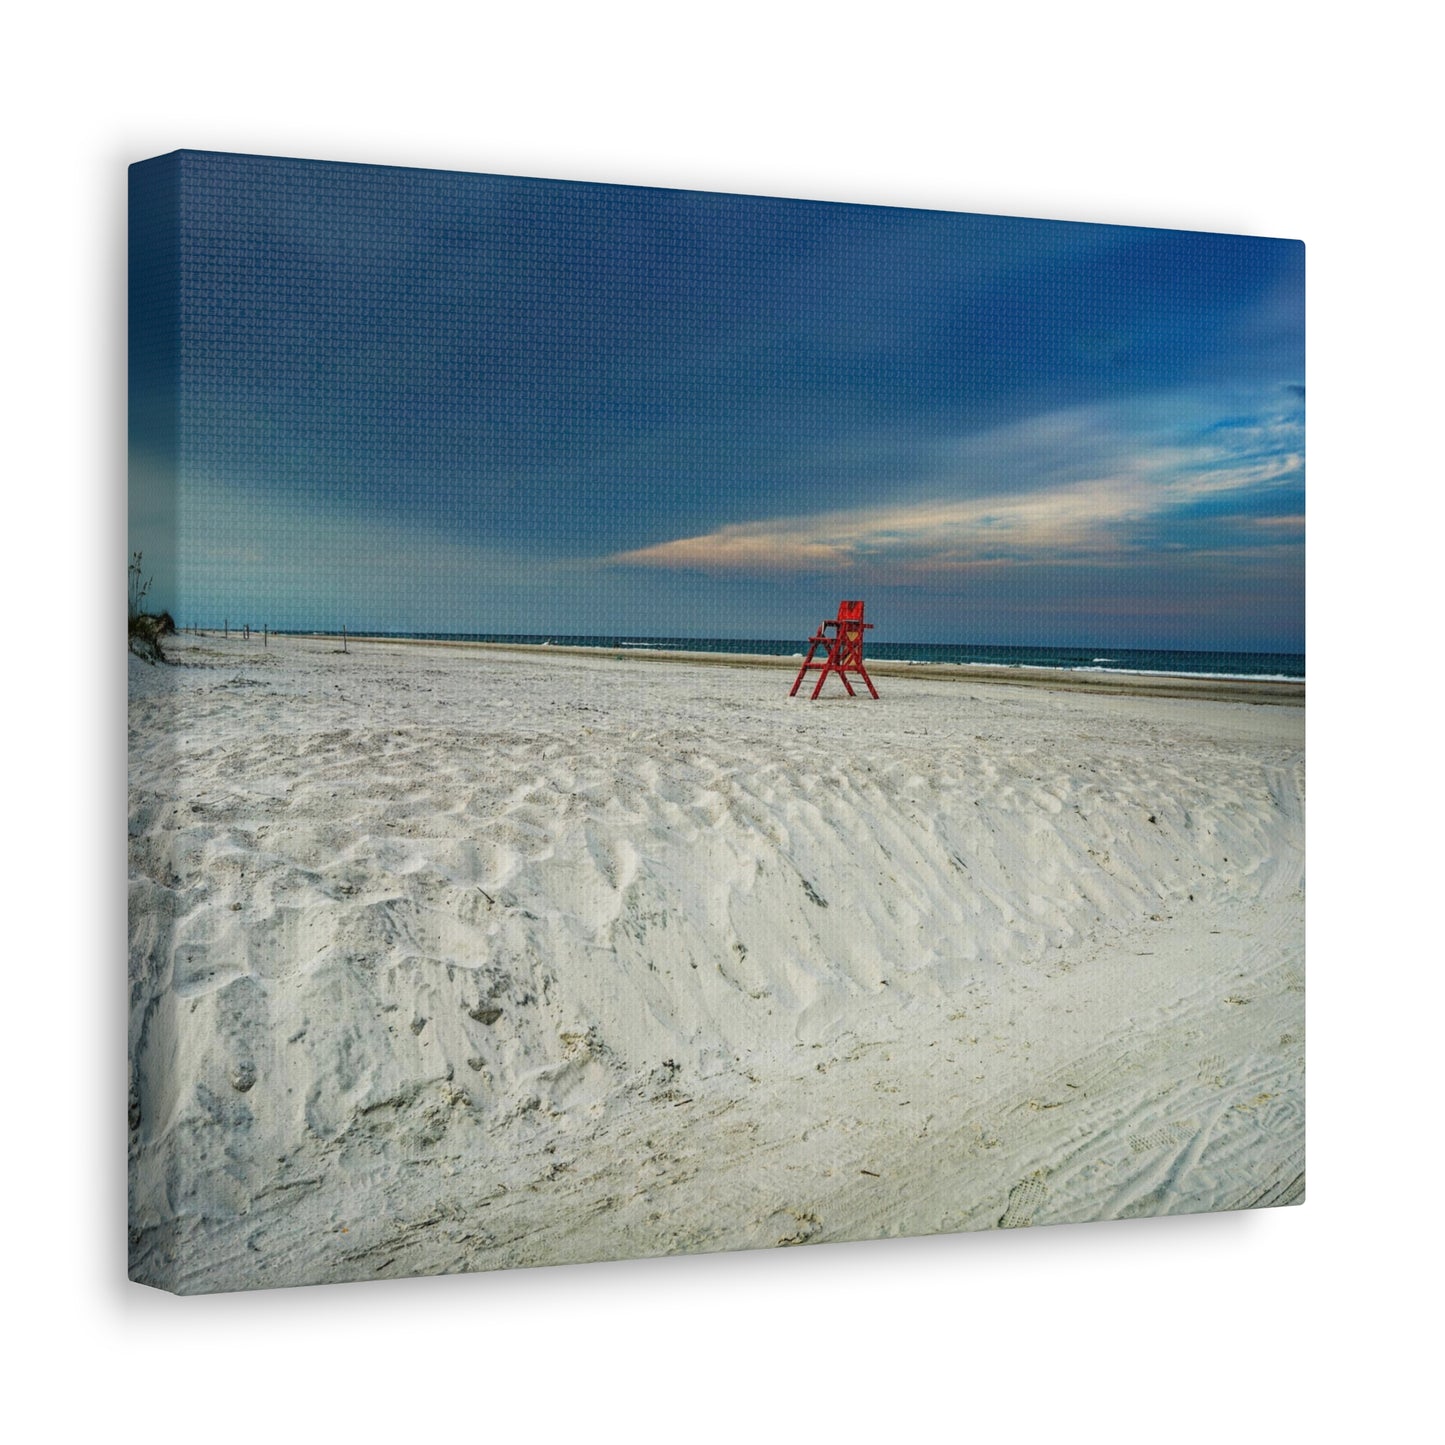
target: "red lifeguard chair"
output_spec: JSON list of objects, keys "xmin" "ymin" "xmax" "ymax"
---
[{"xmin": 790, "ymin": 600, "xmax": 879, "ymax": 700}]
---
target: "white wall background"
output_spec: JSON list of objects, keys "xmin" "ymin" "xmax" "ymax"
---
[{"xmin": 5, "ymin": 3, "xmax": 1436, "ymax": 1438}]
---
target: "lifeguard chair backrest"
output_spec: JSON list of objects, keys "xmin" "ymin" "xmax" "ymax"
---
[{"xmin": 837, "ymin": 600, "xmax": 865, "ymax": 621}]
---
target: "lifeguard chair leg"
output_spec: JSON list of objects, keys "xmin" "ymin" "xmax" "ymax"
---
[
  {"xmin": 832, "ymin": 623, "xmax": 878, "ymax": 699},
  {"xmin": 809, "ymin": 628, "xmax": 844, "ymax": 698},
  {"xmin": 811, "ymin": 658, "xmax": 856, "ymax": 699},
  {"xmin": 790, "ymin": 634, "xmax": 825, "ymax": 696}
]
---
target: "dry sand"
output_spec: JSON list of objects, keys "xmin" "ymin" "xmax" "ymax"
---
[{"xmin": 128, "ymin": 634, "xmax": 1304, "ymax": 1293}]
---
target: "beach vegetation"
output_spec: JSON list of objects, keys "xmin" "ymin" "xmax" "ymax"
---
[{"xmin": 128, "ymin": 551, "xmax": 174, "ymax": 663}]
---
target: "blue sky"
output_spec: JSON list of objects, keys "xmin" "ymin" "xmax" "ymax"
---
[{"xmin": 130, "ymin": 151, "xmax": 1303, "ymax": 650}]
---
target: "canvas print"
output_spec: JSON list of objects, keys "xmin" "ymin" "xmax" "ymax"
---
[{"xmin": 128, "ymin": 151, "xmax": 1304, "ymax": 1294}]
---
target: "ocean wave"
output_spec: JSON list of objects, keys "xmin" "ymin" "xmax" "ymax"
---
[{"xmin": 1073, "ymin": 666, "xmax": 1304, "ymax": 682}]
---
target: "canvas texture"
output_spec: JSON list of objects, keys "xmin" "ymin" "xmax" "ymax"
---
[{"xmin": 128, "ymin": 151, "xmax": 1304, "ymax": 1293}]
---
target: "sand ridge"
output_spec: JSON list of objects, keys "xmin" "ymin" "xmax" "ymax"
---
[{"xmin": 128, "ymin": 634, "xmax": 1304, "ymax": 1291}]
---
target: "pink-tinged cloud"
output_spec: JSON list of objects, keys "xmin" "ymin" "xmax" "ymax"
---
[
  {"xmin": 609, "ymin": 388, "xmax": 1303, "ymax": 581},
  {"xmin": 618, "ymin": 529, "xmax": 855, "ymax": 572},
  {"xmin": 608, "ymin": 469, "xmax": 1284, "ymax": 577}
]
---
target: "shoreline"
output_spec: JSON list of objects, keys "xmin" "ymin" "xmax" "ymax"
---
[{"xmin": 290, "ymin": 633, "xmax": 1306, "ymax": 707}]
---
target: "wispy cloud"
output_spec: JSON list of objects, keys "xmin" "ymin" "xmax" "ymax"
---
[{"xmin": 610, "ymin": 392, "xmax": 1304, "ymax": 580}]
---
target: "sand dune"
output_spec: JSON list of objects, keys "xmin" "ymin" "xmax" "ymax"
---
[{"xmin": 128, "ymin": 634, "xmax": 1304, "ymax": 1292}]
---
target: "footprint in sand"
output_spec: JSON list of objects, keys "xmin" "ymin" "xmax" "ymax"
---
[
  {"xmin": 999, "ymin": 1176, "xmax": 1048, "ymax": 1228},
  {"xmin": 1128, "ymin": 1124, "xmax": 1188, "ymax": 1153}
]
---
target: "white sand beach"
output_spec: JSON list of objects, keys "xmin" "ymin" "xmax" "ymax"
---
[{"xmin": 128, "ymin": 634, "xmax": 1304, "ymax": 1293}]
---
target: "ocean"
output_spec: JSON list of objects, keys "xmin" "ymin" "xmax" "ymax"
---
[{"xmin": 326, "ymin": 634, "xmax": 1305, "ymax": 682}]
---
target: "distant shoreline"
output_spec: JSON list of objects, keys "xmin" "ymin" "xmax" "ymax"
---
[{"xmin": 285, "ymin": 633, "xmax": 1306, "ymax": 706}]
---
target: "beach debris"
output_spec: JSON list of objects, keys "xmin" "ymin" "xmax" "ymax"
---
[
  {"xmin": 229, "ymin": 1061, "xmax": 258, "ymax": 1093},
  {"xmin": 559, "ymin": 1028, "xmax": 600, "ymax": 1060},
  {"xmin": 467, "ymin": 1002, "xmax": 504, "ymax": 1025},
  {"xmin": 775, "ymin": 1210, "xmax": 823, "ymax": 1246}
]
